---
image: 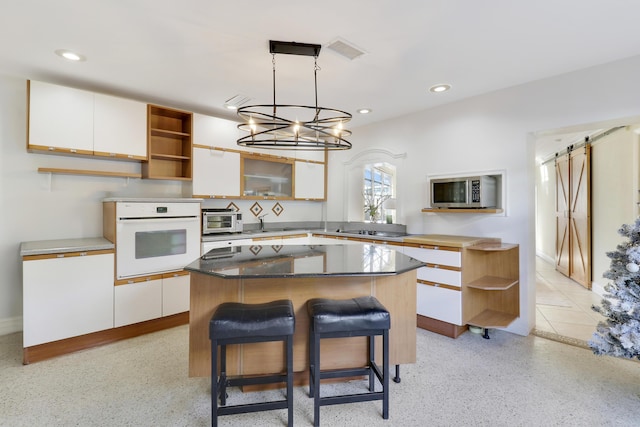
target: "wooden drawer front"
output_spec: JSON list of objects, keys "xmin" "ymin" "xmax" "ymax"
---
[
  {"xmin": 417, "ymin": 265, "xmax": 461, "ymax": 287},
  {"xmin": 403, "ymin": 245, "xmax": 461, "ymax": 267},
  {"xmin": 417, "ymin": 282, "xmax": 462, "ymax": 325}
]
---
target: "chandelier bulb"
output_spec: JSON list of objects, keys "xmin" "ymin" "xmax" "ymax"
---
[{"xmin": 293, "ymin": 121, "xmax": 300, "ymax": 141}]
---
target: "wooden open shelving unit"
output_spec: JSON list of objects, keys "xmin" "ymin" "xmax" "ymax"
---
[
  {"xmin": 143, "ymin": 105, "xmax": 193, "ymax": 180},
  {"xmin": 462, "ymin": 242, "xmax": 519, "ymax": 336}
]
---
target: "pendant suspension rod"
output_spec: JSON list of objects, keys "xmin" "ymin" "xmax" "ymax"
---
[
  {"xmin": 313, "ymin": 56, "xmax": 320, "ymax": 122},
  {"xmin": 272, "ymin": 53, "xmax": 277, "ymax": 119}
]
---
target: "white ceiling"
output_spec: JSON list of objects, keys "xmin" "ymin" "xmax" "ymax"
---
[{"xmin": 2, "ymin": 1, "xmax": 640, "ymax": 158}]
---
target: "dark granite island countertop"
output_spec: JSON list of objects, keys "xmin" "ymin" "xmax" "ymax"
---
[
  {"xmin": 187, "ymin": 243, "xmax": 422, "ymax": 380},
  {"xmin": 185, "ymin": 243, "xmax": 424, "ymax": 278}
]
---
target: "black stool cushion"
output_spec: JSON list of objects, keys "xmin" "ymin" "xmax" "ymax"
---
[
  {"xmin": 210, "ymin": 300, "xmax": 295, "ymax": 340},
  {"xmin": 307, "ymin": 296, "xmax": 390, "ymax": 334}
]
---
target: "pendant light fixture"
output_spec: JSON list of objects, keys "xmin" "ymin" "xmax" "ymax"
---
[{"xmin": 237, "ymin": 40, "xmax": 352, "ymax": 150}]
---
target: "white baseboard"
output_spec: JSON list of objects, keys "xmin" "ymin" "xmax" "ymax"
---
[
  {"xmin": 535, "ymin": 251, "xmax": 555, "ymax": 265},
  {"xmin": 0, "ymin": 316, "xmax": 23, "ymax": 336},
  {"xmin": 591, "ymin": 281, "xmax": 608, "ymax": 298}
]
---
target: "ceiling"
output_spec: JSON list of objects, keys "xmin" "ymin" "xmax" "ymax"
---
[{"xmin": 2, "ymin": 1, "xmax": 640, "ymax": 158}]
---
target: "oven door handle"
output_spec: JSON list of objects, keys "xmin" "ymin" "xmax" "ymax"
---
[{"xmin": 117, "ymin": 216, "xmax": 199, "ymax": 224}]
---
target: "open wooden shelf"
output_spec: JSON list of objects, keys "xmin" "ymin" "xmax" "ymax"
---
[
  {"xmin": 38, "ymin": 168, "xmax": 141, "ymax": 179},
  {"xmin": 467, "ymin": 309, "xmax": 517, "ymax": 328},
  {"xmin": 150, "ymin": 153, "xmax": 191, "ymax": 161},
  {"xmin": 150, "ymin": 128, "xmax": 190, "ymax": 138},
  {"xmin": 462, "ymin": 242, "xmax": 519, "ymax": 331},
  {"xmin": 143, "ymin": 105, "xmax": 193, "ymax": 180},
  {"xmin": 422, "ymin": 208, "xmax": 503, "ymax": 214},
  {"xmin": 467, "ymin": 275, "xmax": 518, "ymax": 290}
]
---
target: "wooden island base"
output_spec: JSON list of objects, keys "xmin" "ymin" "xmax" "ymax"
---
[{"xmin": 188, "ymin": 271, "xmax": 417, "ymax": 381}]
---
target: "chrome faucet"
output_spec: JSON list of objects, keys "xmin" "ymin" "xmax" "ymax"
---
[{"xmin": 258, "ymin": 213, "xmax": 269, "ymax": 231}]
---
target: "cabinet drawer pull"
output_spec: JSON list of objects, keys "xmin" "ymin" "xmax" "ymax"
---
[
  {"xmin": 56, "ymin": 254, "xmax": 65, "ymax": 258},
  {"xmin": 80, "ymin": 252, "xmax": 87, "ymax": 256}
]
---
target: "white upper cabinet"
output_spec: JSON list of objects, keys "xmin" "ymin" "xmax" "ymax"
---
[
  {"xmin": 193, "ymin": 113, "xmax": 238, "ymax": 149},
  {"xmin": 192, "ymin": 146, "xmax": 241, "ymax": 198},
  {"xmin": 28, "ymin": 80, "xmax": 94, "ymax": 154},
  {"xmin": 28, "ymin": 80, "xmax": 147, "ymax": 160},
  {"xmin": 93, "ymin": 93, "xmax": 147, "ymax": 160},
  {"xmin": 294, "ymin": 160, "xmax": 325, "ymax": 200}
]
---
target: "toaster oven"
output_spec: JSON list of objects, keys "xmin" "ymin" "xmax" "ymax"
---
[{"xmin": 202, "ymin": 208, "xmax": 243, "ymax": 234}]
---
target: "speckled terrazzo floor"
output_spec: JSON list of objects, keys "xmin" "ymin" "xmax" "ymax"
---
[{"xmin": 1, "ymin": 325, "xmax": 639, "ymax": 426}]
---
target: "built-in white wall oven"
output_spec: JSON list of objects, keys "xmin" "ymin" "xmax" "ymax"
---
[{"xmin": 105, "ymin": 200, "xmax": 201, "ymax": 279}]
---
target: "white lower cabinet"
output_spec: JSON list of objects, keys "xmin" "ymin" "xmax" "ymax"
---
[
  {"xmin": 114, "ymin": 276, "xmax": 163, "ymax": 327},
  {"xmin": 416, "ymin": 283, "xmax": 462, "ymax": 325},
  {"xmin": 162, "ymin": 272, "xmax": 190, "ymax": 316},
  {"xmin": 114, "ymin": 271, "xmax": 190, "ymax": 327},
  {"xmin": 23, "ymin": 250, "xmax": 115, "ymax": 347},
  {"xmin": 404, "ymin": 243, "xmax": 463, "ymax": 325}
]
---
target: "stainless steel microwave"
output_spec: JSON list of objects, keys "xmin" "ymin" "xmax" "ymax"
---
[
  {"xmin": 430, "ymin": 175, "xmax": 497, "ymax": 209},
  {"xmin": 202, "ymin": 208, "xmax": 243, "ymax": 234}
]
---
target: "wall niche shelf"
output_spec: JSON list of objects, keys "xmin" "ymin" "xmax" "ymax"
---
[{"xmin": 422, "ymin": 208, "xmax": 503, "ymax": 214}]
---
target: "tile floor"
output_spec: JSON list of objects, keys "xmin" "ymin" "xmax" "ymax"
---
[{"xmin": 535, "ymin": 256, "xmax": 607, "ymax": 343}]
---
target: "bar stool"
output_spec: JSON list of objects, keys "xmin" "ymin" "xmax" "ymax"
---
[
  {"xmin": 307, "ymin": 296, "xmax": 390, "ymax": 426},
  {"xmin": 209, "ymin": 299, "xmax": 295, "ymax": 427}
]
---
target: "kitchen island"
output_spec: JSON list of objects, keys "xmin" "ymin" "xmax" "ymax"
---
[{"xmin": 185, "ymin": 243, "xmax": 422, "ymax": 383}]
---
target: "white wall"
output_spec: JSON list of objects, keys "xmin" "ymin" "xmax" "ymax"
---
[
  {"xmin": 591, "ymin": 126, "xmax": 639, "ymax": 291},
  {"xmin": 535, "ymin": 160, "xmax": 556, "ymax": 263},
  {"xmin": 328, "ymin": 54, "xmax": 640, "ymax": 336}
]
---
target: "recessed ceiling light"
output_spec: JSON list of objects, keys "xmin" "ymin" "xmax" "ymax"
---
[
  {"xmin": 54, "ymin": 49, "xmax": 86, "ymax": 62},
  {"xmin": 357, "ymin": 108, "xmax": 372, "ymax": 114},
  {"xmin": 429, "ymin": 84, "xmax": 451, "ymax": 93}
]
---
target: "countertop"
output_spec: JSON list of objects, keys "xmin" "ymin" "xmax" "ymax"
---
[
  {"xmin": 185, "ymin": 243, "xmax": 424, "ymax": 279},
  {"xmin": 202, "ymin": 229, "xmax": 410, "ymax": 243},
  {"xmin": 20, "ymin": 237, "xmax": 114, "ymax": 257},
  {"xmin": 102, "ymin": 197, "xmax": 202, "ymax": 203},
  {"xmin": 403, "ymin": 234, "xmax": 499, "ymax": 247},
  {"xmin": 202, "ymin": 230, "xmax": 495, "ymax": 247}
]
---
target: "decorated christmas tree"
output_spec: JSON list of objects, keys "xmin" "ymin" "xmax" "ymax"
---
[{"xmin": 589, "ymin": 218, "xmax": 640, "ymax": 359}]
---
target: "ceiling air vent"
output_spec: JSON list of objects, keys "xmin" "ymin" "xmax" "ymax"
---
[{"xmin": 326, "ymin": 38, "xmax": 366, "ymax": 60}]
